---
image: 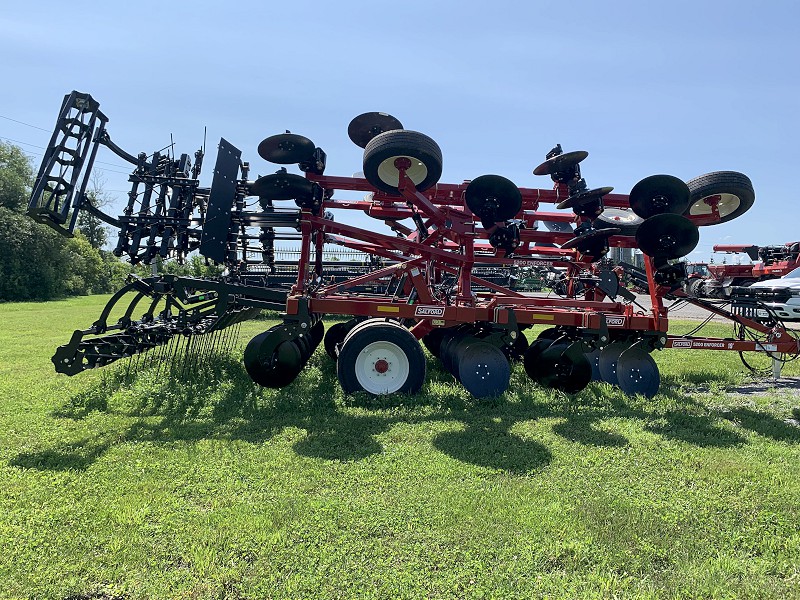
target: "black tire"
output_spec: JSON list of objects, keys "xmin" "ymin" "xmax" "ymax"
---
[
  {"xmin": 688, "ymin": 278, "xmax": 705, "ymax": 297},
  {"xmin": 684, "ymin": 171, "xmax": 754, "ymax": 225},
  {"xmin": 593, "ymin": 208, "xmax": 644, "ymax": 237},
  {"xmin": 337, "ymin": 319, "xmax": 426, "ymax": 395},
  {"xmin": 363, "ymin": 130, "xmax": 443, "ymax": 195}
]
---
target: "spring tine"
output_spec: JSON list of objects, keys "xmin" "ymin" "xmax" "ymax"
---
[
  {"xmin": 199, "ymin": 331, "xmax": 211, "ymax": 372},
  {"xmin": 204, "ymin": 331, "xmax": 215, "ymax": 368},
  {"xmin": 193, "ymin": 331, "xmax": 206, "ymax": 375},
  {"xmin": 156, "ymin": 335, "xmax": 172, "ymax": 379},
  {"xmin": 180, "ymin": 335, "xmax": 193, "ymax": 379},
  {"xmin": 188, "ymin": 333, "xmax": 200, "ymax": 378},
  {"xmin": 170, "ymin": 334, "xmax": 185, "ymax": 378},
  {"xmin": 212, "ymin": 328, "xmax": 222, "ymax": 360}
]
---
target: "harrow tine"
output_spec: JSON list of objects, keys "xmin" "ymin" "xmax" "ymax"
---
[
  {"xmin": 169, "ymin": 334, "xmax": 185, "ymax": 379},
  {"xmin": 180, "ymin": 335, "xmax": 194, "ymax": 379}
]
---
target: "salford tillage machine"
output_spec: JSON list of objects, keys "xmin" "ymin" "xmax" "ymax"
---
[{"xmin": 25, "ymin": 91, "xmax": 800, "ymax": 399}]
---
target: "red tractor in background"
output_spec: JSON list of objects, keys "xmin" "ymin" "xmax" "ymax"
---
[{"xmin": 688, "ymin": 242, "xmax": 800, "ymax": 298}]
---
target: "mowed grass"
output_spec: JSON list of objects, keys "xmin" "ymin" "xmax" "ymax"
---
[{"xmin": 1, "ymin": 295, "xmax": 799, "ymax": 599}]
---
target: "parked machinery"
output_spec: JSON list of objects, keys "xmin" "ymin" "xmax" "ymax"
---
[{"xmin": 26, "ymin": 92, "xmax": 800, "ymax": 399}]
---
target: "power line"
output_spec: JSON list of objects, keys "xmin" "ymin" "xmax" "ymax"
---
[
  {"xmin": 0, "ymin": 114, "xmax": 50, "ymax": 132},
  {"xmin": 0, "ymin": 135, "xmax": 133, "ymax": 174}
]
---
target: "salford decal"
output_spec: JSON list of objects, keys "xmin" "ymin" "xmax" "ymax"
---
[
  {"xmin": 605, "ymin": 316, "xmax": 625, "ymax": 327},
  {"xmin": 414, "ymin": 306, "xmax": 445, "ymax": 317},
  {"xmin": 672, "ymin": 340, "xmax": 693, "ymax": 348}
]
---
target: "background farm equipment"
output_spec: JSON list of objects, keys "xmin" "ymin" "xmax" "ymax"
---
[
  {"xmin": 678, "ymin": 241, "xmax": 800, "ymax": 299},
  {"xmin": 25, "ymin": 91, "xmax": 800, "ymax": 399}
]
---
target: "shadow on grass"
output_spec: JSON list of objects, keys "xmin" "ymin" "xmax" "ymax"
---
[
  {"xmin": 11, "ymin": 345, "xmax": 796, "ymax": 473},
  {"xmin": 719, "ymin": 407, "xmax": 800, "ymax": 442},
  {"xmin": 432, "ymin": 416, "xmax": 552, "ymax": 474}
]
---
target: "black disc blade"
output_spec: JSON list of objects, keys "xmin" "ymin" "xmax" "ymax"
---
[
  {"xmin": 585, "ymin": 348, "xmax": 602, "ymax": 381},
  {"xmin": 616, "ymin": 343, "xmax": 660, "ymax": 398},
  {"xmin": 533, "ymin": 150, "xmax": 588, "ymax": 176},
  {"xmin": 244, "ymin": 327, "xmax": 302, "ymax": 388},
  {"xmin": 635, "ymin": 213, "xmax": 700, "ymax": 259},
  {"xmin": 598, "ymin": 341, "xmax": 628, "ymax": 385},
  {"xmin": 629, "ymin": 174, "xmax": 690, "ymax": 218},
  {"xmin": 465, "ymin": 174, "xmax": 522, "ymax": 222},
  {"xmin": 556, "ymin": 186, "xmax": 614, "ymax": 210},
  {"xmin": 258, "ymin": 133, "xmax": 316, "ymax": 164},
  {"xmin": 348, "ymin": 112, "xmax": 403, "ymax": 148},
  {"xmin": 542, "ymin": 221, "xmax": 574, "ymax": 234},
  {"xmin": 250, "ymin": 171, "xmax": 314, "ymax": 201},
  {"xmin": 502, "ymin": 332, "xmax": 529, "ymax": 362},
  {"xmin": 523, "ymin": 337, "xmax": 554, "ymax": 379},
  {"xmin": 458, "ymin": 342, "xmax": 511, "ymax": 398},
  {"xmin": 422, "ymin": 328, "xmax": 447, "ymax": 358},
  {"xmin": 533, "ymin": 342, "xmax": 591, "ymax": 393},
  {"xmin": 561, "ymin": 227, "xmax": 621, "ymax": 250},
  {"xmin": 324, "ymin": 322, "xmax": 350, "ymax": 360}
]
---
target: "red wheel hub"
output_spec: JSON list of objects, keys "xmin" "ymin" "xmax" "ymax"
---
[{"xmin": 374, "ymin": 359, "xmax": 389, "ymax": 373}]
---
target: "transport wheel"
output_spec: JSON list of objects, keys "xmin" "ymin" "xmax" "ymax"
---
[
  {"xmin": 684, "ymin": 171, "xmax": 754, "ymax": 224},
  {"xmin": 616, "ymin": 343, "xmax": 660, "ymax": 398},
  {"xmin": 688, "ymin": 278, "xmax": 705, "ymax": 297},
  {"xmin": 337, "ymin": 319, "xmax": 426, "ymax": 395},
  {"xmin": 362, "ymin": 130, "xmax": 443, "ymax": 195},
  {"xmin": 593, "ymin": 208, "xmax": 643, "ymax": 236},
  {"xmin": 244, "ymin": 325, "xmax": 303, "ymax": 388}
]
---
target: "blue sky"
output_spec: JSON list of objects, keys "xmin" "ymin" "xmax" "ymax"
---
[{"xmin": 1, "ymin": 0, "xmax": 798, "ymax": 262}]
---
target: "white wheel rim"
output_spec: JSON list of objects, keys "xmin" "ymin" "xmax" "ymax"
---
[
  {"xmin": 354, "ymin": 340, "xmax": 410, "ymax": 394},
  {"xmin": 602, "ymin": 208, "xmax": 640, "ymax": 224},
  {"xmin": 688, "ymin": 193, "xmax": 740, "ymax": 218},
  {"xmin": 377, "ymin": 155, "xmax": 428, "ymax": 188}
]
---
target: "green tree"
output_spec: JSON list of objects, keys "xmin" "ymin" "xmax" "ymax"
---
[
  {"xmin": 0, "ymin": 141, "xmax": 34, "ymax": 211},
  {"xmin": 0, "ymin": 142, "xmax": 124, "ymax": 300},
  {"xmin": 76, "ymin": 174, "xmax": 111, "ymax": 250},
  {"xmin": 77, "ymin": 207, "xmax": 108, "ymax": 250}
]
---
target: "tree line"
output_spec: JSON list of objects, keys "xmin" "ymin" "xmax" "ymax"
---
[{"xmin": 0, "ymin": 141, "xmax": 219, "ymax": 302}]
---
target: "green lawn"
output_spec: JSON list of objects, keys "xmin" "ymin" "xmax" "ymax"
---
[{"xmin": 1, "ymin": 295, "xmax": 799, "ymax": 599}]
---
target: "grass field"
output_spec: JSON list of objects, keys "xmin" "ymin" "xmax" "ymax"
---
[{"xmin": 1, "ymin": 295, "xmax": 799, "ymax": 599}]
